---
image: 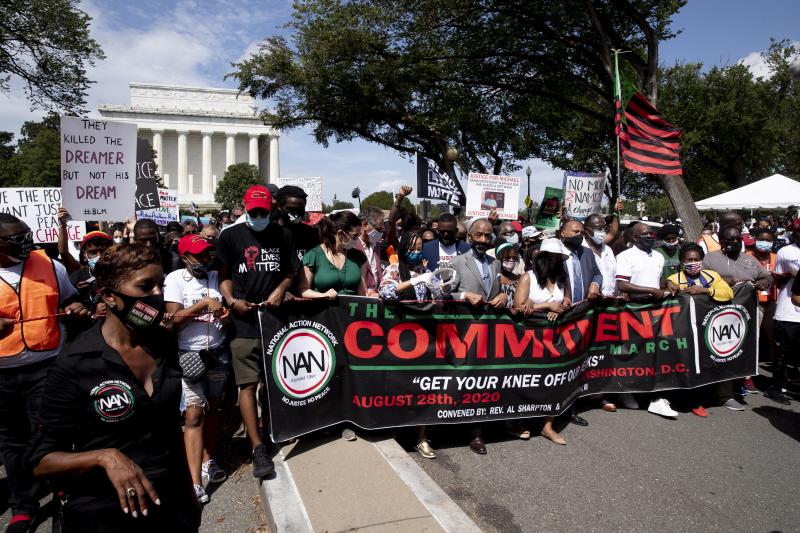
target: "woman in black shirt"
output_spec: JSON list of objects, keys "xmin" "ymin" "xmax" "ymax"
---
[{"xmin": 30, "ymin": 243, "xmax": 200, "ymax": 532}]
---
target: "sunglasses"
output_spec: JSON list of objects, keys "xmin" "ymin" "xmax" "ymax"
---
[{"xmin": 0, "ymin": 231, "xmax": 33, "ymax": 245}]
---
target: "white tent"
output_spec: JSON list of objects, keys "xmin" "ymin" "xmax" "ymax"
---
[{"xmin": 695, "ymin": 174, "xmax": 800, "ymax": 210}]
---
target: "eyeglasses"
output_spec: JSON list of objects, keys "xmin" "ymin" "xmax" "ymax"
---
[{"xmin": 0, "ymin": 231, "xmax": 33, "ymax": 245}]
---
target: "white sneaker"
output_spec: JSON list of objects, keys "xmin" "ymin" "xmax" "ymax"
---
[
  {"xmin": 193, "ymin": 484, "xmax": 209, "ymax": 504},
  {"xmin": 648, "ymin": 398, "xmax": 678, "ymax": 418}
]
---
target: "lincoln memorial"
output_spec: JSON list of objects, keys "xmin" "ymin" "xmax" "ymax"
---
[{"xmin": 98, "ymin": 83, "xmax": 279, "ymax": 207}]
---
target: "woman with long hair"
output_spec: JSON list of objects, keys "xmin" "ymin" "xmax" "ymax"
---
[
  {"xmin": 513, "ymin": 238, "xmax": 572, "ymax": 445},
  {"xmin": 31, "ymin": 243, "xmax": 200, "ymax": 532},
  {"xmin": 298, "ymin": 211, "xmax": 369, "ymax": 298}
]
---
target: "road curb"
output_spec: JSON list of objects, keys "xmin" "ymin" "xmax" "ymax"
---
[
  {"xmin": 259, "ymin": 448, "xmax": 313, "ymax": 533},
  {"xmin": 372, "ymin": 438, "xmax": 482, "ymax": 533}
]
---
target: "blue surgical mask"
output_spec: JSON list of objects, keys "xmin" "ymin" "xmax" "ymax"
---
[
  {"xmin": 87, "ymin": 255, "xmax": 100, "ymax": 272},
  {"xmin": 247, "ymin": 214, "xmax": 270, "ymax": 232},
  {"xmin": 405, "ymin": 251, "xmax": 423, "ymax": 266},
  {"xmin": 755, "ymin": 240, "xmax": 773, "ymax": 252}
]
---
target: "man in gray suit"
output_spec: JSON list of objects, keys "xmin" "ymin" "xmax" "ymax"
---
[
  {"xmin": 450, "ymin": 218, "xmax": 508, "ymax": 455},
  {"xmin": 451, "ymin": 218, "xmax": 508, "ymax": 309}
]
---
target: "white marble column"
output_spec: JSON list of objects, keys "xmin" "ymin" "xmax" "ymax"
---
[
  {"xmin": 202, "ymin": 132, "xmax": 212, "ymax": 197},
  {"xmin": 226, "ymin": 134, "xmax": 236, "ymax": 170},
  {"xmin": 177, "ymin": 130, "xmax": 188, "ymax": 194},
  {"xmin": 152, "ymin": 130, "xmax": 164, "ymax": 186},
  {"xmin": 269, "ymin": 135, "xmax": 280, "ymax": 181},
  {"xmin": 249, "ymin": 134, "xmax": 259, "ymax": 167}
]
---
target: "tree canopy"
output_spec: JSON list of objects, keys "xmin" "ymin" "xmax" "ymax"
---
[
  {"xmin": 214, "ymin": 163, "xmax": 263, "ymax": 209},
  {"xmin": 1, "ymin": 0, "xmax": 104, "ymax": 113},
  {"xmin": 0, "ymin": 115, "xmax": 61, "ymax": 188}
]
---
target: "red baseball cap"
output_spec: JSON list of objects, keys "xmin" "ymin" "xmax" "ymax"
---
[
  {"xmin": 511, "ymin": 221, "xmax": 523, "ymax": 232},
  {"xmin": 178, "ymin": 234, "xmax": 214, "ymax": 256},
  {"xmin": 244, "ymin": 185, "xmax": 272, "ymax": 212},
  {"xmin": 80, "ymin": 231, "xmax": 112, "ymax": 249}
]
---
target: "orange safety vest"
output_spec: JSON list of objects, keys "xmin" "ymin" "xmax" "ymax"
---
[
  {"xmin": 747, "ymin": 250, "xmax": 777, "ymax": 303},
  {"xmin": 0, "ymin": 250, "xmax": 61, "ymax": 357},
  {"xmin": 698, "ymin": 234, "xmax": 721, "ymax": 253}
]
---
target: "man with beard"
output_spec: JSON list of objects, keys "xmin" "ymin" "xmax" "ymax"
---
[
  {"xmin": 274, "ymin": 185, "xmax": 319, "ymax": 263},
  {"xmin": 421, "ymin": 213, "xmax": 470, "ymax": 269}
]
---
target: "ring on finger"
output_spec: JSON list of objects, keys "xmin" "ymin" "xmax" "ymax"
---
[{"xmin": 126, "ymin": 487, "xmax": 137, "ymax": 498}]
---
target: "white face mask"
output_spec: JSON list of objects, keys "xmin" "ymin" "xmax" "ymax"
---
[
  {"xmin": 113, "ymin": 237, "xmax": 123, "ymax": 245},
  {"xmin": 504, "ymin": 233, "xmax": 519, "ymax": 245},
  {"xmin": 589, "ymin": 231, "xmax": 606, "ymax": 245}
]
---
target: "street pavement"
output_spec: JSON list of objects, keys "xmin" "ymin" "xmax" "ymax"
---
[{"xmin": 406, "ymin": 380, "xmax": 800, "ymax": 532}]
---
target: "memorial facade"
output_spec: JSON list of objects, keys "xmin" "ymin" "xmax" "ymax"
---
[{"xmin": 98, "ymin": 82, "xmax": 279, "ymax": 207}]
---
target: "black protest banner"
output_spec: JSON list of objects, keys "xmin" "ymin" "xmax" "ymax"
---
[
  {"xmin": 260, "ymin": 286, "xmax": 757, "ymax": 442},
  {"xmin": 415, "ymin": 153, "xmax": 465, "ymax": 207},
  {"xmin": 134, "ymin": 139, "xmax": 160, "ymax": 210}
]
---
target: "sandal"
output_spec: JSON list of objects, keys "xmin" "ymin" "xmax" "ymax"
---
[{"xmin": 506, "ymin": 424, "xmax": 531, "ymax": 440}]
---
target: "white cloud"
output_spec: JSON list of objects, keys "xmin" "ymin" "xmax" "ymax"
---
[{"xmin": 738, "ymin": 41, "xmax": 800, "ymax": 79}]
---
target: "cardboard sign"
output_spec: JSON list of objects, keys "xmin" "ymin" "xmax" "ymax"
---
[
  {"xmin": 416, "ymin": 155, "xmax": 465, "ymax": 207},
  {"xmin": 134, "ymin": 138, "xmax": 160, "ymax": 210},
  {"xmin": 136, "ymin": 188, "xmax": 178, "ymax": 226},
  {"xmin": 277, "ymin": 176, "xmax": 323, "ymax": 212},
  {"xmin": 60, "ymin": 116, "xmax": 137, "ymax": 220},
  {"xmin": 534, "ymin": 186, "xmax": 564, "ymax": 230},
  {"xmin": 0, "ymin": 187, "xmax": 86, "ymax": 243},
  {"xmin": 465, "ymin": 173, "xmax": 520, "ymax": 220},
  {"xmin": 562, "ymin": 171, "xmax": 607, "ymax": 221}
]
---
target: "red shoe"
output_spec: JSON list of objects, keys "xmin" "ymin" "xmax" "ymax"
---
[
  {"xmin": 692, "ymin": 406, "xmax": 708, "ymax": 418},
  {"xmin": 743, "ymin": 377, "xmax": 758, "ymax": 394}
]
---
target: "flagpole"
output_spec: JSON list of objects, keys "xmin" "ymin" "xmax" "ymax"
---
[{"xmin": 613, "ymin": 49, "xmax": 623, "ymax": 214}]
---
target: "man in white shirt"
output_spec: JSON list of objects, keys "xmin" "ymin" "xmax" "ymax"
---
[
  {"xmin": 583, "ymin": 213, "xmax": 619, "ymax": 297},
  {"xmin": 766, "ymin": 219, "xmax": 800, "ymax": 404},
  {"xmin": 615, "ymin": 222, "xmax": 677, "ymax": 418}
]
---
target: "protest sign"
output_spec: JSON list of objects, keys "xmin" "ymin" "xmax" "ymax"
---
[
  {"xmin": 60, "ymin": 116, "xmax": 137, "ymax": 221},
  {"xmin": 0, "ymin": 187, "xmax": 86, "ymax": 243},
  {"xmin": 134, "ymin": 138, "xmax": 160, "ymax": 211},
  {"xmin": 261, "ymin": 287, "xmax": 758, "ymax": 441},
  {"xmin": 465, "ymin": 173, "xmax": 520, "ymax": 219},
  {"xmin": 533, "ymin": 186, "xmax": 564, "ymax": 230},
  {"xmin": 416, "ymin": 154, "xmax": 465, "ymax": 207},
  {"xmin": 562, "ymin": 171, "xmax": 607, "ymax": 221},
  {"xmin": 277, "ymin": 176, "xmax": 323, "ymax": 211},
  {"xmin": 136, "ymin": 188, "xmax": 178, "ymax": 226}
]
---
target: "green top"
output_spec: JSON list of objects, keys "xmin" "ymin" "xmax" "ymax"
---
[
  {"xmin": 302, "ymin": 245, "xmax": 363, "ymax": 295},
  {"xmin": 656, "ymin": 246, "xmax": 681, "ymax": 279}
]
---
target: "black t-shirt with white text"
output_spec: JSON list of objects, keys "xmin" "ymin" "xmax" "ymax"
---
[
  {"xmin": 217, "ymin": 222, "xmax": 295, "ymax": 337},
  {"xmin": 289, "ymin": 222, "xmax": 320, "ymax": 262}
]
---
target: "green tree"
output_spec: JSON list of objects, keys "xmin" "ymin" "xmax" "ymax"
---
[
  {"xmin": 1, "ymin": 0, "xmax": 104, "ymax": 112},
  {"xmin": 214, "ymin": 163, "xmax": 262, "ymax": 209},
  {"xmin": 322, "ymin": 200, "xmax": 355, "ymax": 213},
  {"xmin": 361, "ymin": 190, "xmax": 414, "ymax": 212},
  {"xmin": 0, "ymin": 115, "xmax": 62, "ymax": 187}
]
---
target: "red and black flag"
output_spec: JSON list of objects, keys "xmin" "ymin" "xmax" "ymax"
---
[{"xmin": 614, "ymin": 60, "xmax": 683, "ymax": 176}]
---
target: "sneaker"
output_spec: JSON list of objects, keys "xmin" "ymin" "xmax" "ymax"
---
[
  {"xmin": 5, "ymin": 514, "xmax": 33, "ymax": 533},
  {"xmin": 416, "ymin": 440, "xmax": 436, "ymax": 459},
  {"xmin": 252, "ymin": 443, "xmax": 276, "ymax": 479},
  {"xmin": 692, "ymin": 406, "xmax": 708, "ymax": 418},
  {"xmin": 193, "ymin": 484, "xmax": 209, "ymax": 504},
  {"xmin": 647, "ymin": 398, "xmax": 678, "ymax": 418},
  {"xmin": 743, "ymin": 377, "xmax": 758, "ymax": 394},
  {"xmin": 722, "ymin": 398, "xmax": 745, "ymax": 411},
  {"xmin": 765, "ymin": 387, "xmax": 791, "ymax": 405},
  {"xmin": 341, "ymin": 428, "xmax": 357, "ymax": 441},
  {"xmin": 202, "ymin": 459, "xmax": 227, "ymax": 484}
]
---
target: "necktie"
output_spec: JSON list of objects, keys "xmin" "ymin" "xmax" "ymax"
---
[
  {"xmin": 480, "ymin": 259, "xmax": 491, "ymax": 295},
  {"xmin": 572, "ymin": 253, "xmax": 584, "ymax": 302}
]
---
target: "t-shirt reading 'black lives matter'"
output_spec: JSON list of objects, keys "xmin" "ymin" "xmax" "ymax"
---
[{"xmin": 217, "ymin": 222, "xmax": 296, "ymax": 338}]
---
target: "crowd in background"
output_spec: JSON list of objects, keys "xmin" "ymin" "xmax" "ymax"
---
[{"xmin": 1, "ymin": 183, "xmax": 799, "ymax": 532}]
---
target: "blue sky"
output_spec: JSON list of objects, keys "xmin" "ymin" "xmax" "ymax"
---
[{"xmin": 1, "ymin": 0, "xmax": 798, "ymax": 206}]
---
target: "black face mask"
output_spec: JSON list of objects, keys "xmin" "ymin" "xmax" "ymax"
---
[
  {"xmin": 188, "ymin": 262, "xmax": 209, "ymax": 279},
  {"xmin": 562, "ymin": 235, "xmax": 583, "ymax": 250},
  {"xmin": 110, "ymin": 291, "xmax": 165, "ymax": 330},
  {"xmin": 284, "ymin": 211, "xmax": 304, "ymax": 225},
  {"xmin": 1, "ymin": 233, "xmax": 34, "ymax": 263},
  {"xmin": 637, "ymin": 236, "xmax": 656, "ymax": 252},
  {"xmin": 724, "ymin": 241, "xmax": 742, "ymax": 254},
  {"xmin": 439, "ymin": 234, "xmax": 456, "ymax": 246},
  {"xmin": 471, "ymin": 241, "xmax": 489, "ymax": 257}
]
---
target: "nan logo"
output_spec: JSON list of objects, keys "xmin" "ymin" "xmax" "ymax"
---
[
  {"xmin": 90, "ymin": 380, "xmax": 135, "ymax": 422},
  {"xmin": 704, "ymin": 308, "xmax": 747, "ymax": 362},
  {"xmin": 273, "ymin": 327, "xmax": 335, "ymax": 400}
]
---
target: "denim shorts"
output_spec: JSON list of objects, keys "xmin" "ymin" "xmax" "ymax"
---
[{"xmin": 180, "ymin": 346, "xmax": 231, "ymax": 411}]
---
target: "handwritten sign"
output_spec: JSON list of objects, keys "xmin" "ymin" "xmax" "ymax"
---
[
  {"xmin": 136, "ymin": 188, "xmax": 178, "ymax": 226},
  {"xmin": 465, "ymin": 173, "xmax": 520, "ymax": 220},
  {"xmin": 277, "ymin": 176, "xmax": 323, "ymax": 212},
  {"xmin": 60, "ymin": 116, "xmax": 137, "ymax": 220},
  {"xmin": 0, "ymin": 188, "xmax": 86, "ymax": 243},
  {"xmin": 562, "ymin": 171, "xmax": 607, "ymax": 221}
]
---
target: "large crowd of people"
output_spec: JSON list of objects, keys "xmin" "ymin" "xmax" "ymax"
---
[{"xmin": 0, "ymin": 183, "xmax": 799, "ymax": 532}]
